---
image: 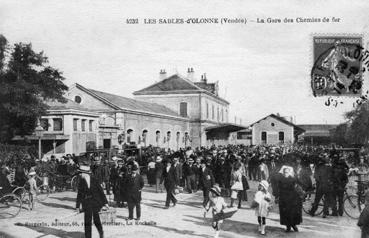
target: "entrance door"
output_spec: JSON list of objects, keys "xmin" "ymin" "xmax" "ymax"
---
[{"xmin": 103, "ymin": 139, "xmax": 111, "ymax": 149}]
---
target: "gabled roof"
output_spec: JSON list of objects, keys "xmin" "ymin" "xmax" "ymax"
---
[
  {"xmin": 133, "ymin": 74, "xmax": 229, "ymax": 104},
  {"xmin": 133, "ymin": 74, "xmax": 202, "ymax": 94},
  {"xmin": 250, "ymin": 114, "xmax": 305, "ymax": 133},
  {"xmin": 73, "ymin": 83, "xmax": 183, "ymax": 118}
]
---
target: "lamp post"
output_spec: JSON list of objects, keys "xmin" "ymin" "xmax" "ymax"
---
[{"xmin": 35, "ymin": 119, "xmax": 45, "ymax": 160}]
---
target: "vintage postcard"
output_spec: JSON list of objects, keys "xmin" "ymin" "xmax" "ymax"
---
[{"xmin": 0, "ymin": 1, "xmax": 369, "ymax": 238}]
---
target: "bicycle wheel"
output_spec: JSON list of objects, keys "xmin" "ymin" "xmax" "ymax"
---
[
  {"xmin": 37, "ymin": 185, "xmax": 50, "ymax": 202},
  {"xmin": 0, "ymin": 194, "xmax": 22, "ymax": 218},
  {"xmin": 344, "ymin": 195, "xmax": 362, "ymax": 219},
  {"xmin": 303, "ymin": 192, "xmax": 324, "ymax": 216},
  {"xmin": 12, "ymin": 187, "xmax": 26, "ymax": 201},
  {"xmin": 71, "ymin": 176, "xmax": 78, "ymax": 191}
]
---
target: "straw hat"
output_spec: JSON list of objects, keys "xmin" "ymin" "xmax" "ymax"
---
[
  {"xmin": 28, "ymin": 168, "xmax": 36, "ymax": 176},
  {"xmin": 77, "ymin": 164, "xmax": 91, "ymax": 174},
  {"xmin": 156, "ymin": 156, "xmax": 162, "ymax": 162},
  {"xmin": 210, "ymin": 184, "xmax": 221, "ymax": 196},
  {"xmin": 259, "ymin": 180, "xmax": 269, "ymax": 190}
]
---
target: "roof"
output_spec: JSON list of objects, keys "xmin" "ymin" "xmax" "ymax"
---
[
  {"xmin": 298, "ymin": 124, "xmax": 338, "ymax": 131},
  {"xmin": 250, "ymin": 114, "xmax": 305, "ymax": 133},
  {"xmin": 298, "ymin": 124, "xmax": 337, "ymax": 137},
  {"xmin": 133, "ymin": 74, "xmax": 229, "ymax": 104},
  {"xmin": 74, "ymin": 84, "xmax": 182, "ymax": 118},
  {"xmin": 205, "ymin": 123, "xmax": 247, "ymax": 133},
  {"xmin": 134, "ymin": 74, "xmax": 200, "ymax": 93},
  {"xmin": 46, "ymin": 99, "xmax": 94, "ymax": 112}
]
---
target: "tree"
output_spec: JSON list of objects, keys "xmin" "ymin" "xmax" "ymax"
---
[
  {"xmin": 345, "ymin": 102, "xmax": 369, "ymax": 145},
  {"xmin": 0, "ymin": 35, "xmax": 68, "ymax": 142},
  {"xmin": 330, "ymin": 123, "xmax": 348, "ymax": 146}
]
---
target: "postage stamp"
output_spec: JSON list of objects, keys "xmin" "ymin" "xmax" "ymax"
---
[{"xmin": 311, "ymin": 35, "xmax": 364, "ymax": 97}]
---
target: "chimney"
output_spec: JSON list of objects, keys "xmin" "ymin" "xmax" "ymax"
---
[
  {"xmin": 159, "ymin": 69, "xmax": 167, "ymax": 80},
  {"xmin": 201, "ymin": 73, "xmax": 207, "ymax": 83},
  {"xmin": 187, "ymin": 67, "xmax": 195, "ymax": 81}
]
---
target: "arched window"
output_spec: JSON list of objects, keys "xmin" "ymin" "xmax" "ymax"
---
[
  {"xmin": 167, "ymin": 131, "xmax": 171, "ymax": 142},
  {"xmin": 155, "ymin": 130, "xmax": 161, "ymax": 145},
  {"xmin": 180, "ymin": 102, "xmax": 188, "ymax": 117},
  {"xmin": 127, "ymin": 129, "xmax": 133, "ymax": 143},
  {"xmin": 176, "ymin": 132, "xmax": 180, "ymax": 142},
  {"xmin": 184, "ymin": 132, "xmax": 190, "ymax": 147},
  {"xmin": 142, "ymin": 130, "xmax": 148, "ymax": 146}
]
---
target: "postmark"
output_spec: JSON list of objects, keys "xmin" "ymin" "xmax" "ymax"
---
[{"xmin": 311, "ymin": 35, "xmax": 364, "ymax": 97}]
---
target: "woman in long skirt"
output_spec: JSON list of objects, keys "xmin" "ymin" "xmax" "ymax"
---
[{"xmin": 275, "ymin": 166, "xmax": 302, "ymax": 232}]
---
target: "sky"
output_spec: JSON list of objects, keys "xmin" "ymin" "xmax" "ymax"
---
[{"xmin": 1, "ymin": 0, "xmax": 369, "ymax": 125}]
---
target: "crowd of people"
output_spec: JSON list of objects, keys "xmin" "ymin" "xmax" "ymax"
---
[{"xmin": 1, "ymin": 143, "xmax": 369, "ymax": 237}]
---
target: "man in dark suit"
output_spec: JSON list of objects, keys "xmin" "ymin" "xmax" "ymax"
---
[
  {"xmin": 76, "ymin": 163, "xmax": 109, "ymax": 238},
  {"xmin": 198, "ymin": 159, "xmax": 215, "ymax": 208},
  {"xmin": 183, "ymin": 158, "xmax": 196, "ymax": 193},
  {"xmin": 126, "ymin": 164, "xmax": 144, "ymax": 220},
  {"xmin": 162, "ymin": 159, "xmax": 178, "ymax": 208}
]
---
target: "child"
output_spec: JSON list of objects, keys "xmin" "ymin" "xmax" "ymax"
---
[
  {"xmin": 27, "ymin": 168, "xmax": 38, "ymax": 210},
  {"xmin": 251, "ymin": 180, "xmax": 272, "ymax": 235},
  {"xmin": 204, "ymin": 184, "xmax": 228, "ymax": 238},
  {"xmin": 358, "ymin": 191, "xmax": 369, "ymax": 238}
]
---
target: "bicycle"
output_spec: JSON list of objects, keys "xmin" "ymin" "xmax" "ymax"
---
[
  {"xmin": 343, "ymin": 180, "xmax": 369, "ymax": 219},
  {"xmin": 12, "ymin": 178, "xmax": 50, "ymax": 207},
  {"xmin": 0, "ymin": 186, "xmax": 22, "ymax": 218},
  {"xmin": 302, "ymin": 189, "xmax": 324, "ymax": 216},
  {"xmin": 69, "ymin": 174, "xmax": 80, "ymax": 191}
]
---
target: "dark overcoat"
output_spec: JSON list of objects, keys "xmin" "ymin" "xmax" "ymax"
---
[
  {"xmin": 276, "ymin": 176, "xmax": 302, "ymax": 226},
  {"xmin": 125, "ymin": 174, "xmax": 144, "ymax": 203},
  {"xmin": 76, "ymin": 176, "xmax": 108, "ymax": 210},
  {"xmin": 162, "ymin": 166, "xmax": 177, "ymax": 190}
]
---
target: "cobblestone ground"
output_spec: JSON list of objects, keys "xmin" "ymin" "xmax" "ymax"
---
[{"xmin": 0, "ymin": 180, "xmax": 360, "ymax": 238}]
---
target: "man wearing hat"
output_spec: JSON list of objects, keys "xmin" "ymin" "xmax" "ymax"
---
[
  {"xmin": 309, "ymin": 153, "xmax": 333, "ymax": 218},
  {"xmin": 125, "ymin": 164, "xmax": 144, "ymax": 220},
  {"xmin": 76, "ymin": 162, "xmax": 109, "ymax": 238},
  {"xmin": 183, "ymin": 158, "xmax": 196, "ymax": 193},
  {"xmin": 155, "ymin": 156, "xmax": 164, "ymax": 193},
  {"xmin": 162, "ymin": 158, "xmax": 178, "ymax": 208},
  {"xmin": 199, "ymin": 159, "xmax": 215, "ymax": 208}
]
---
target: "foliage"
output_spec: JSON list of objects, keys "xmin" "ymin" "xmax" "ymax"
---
[
  {"xmin": 0, "ymin": 35, "xmax": 68, "ymax": 142},
  {"xmin": 0, "ymin": 143, "xmax": 37, "ymax": 168},
  {"xmin": 330, "ymin": 123, "xmax": 349, "ymax": 146},
  {"xmin": 345, "ymin": 102, "xmax": 369, "ymax": 145}
]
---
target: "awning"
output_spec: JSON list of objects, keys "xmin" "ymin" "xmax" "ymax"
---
[
  {"xmin": 205, "ymin": 123, "xmax": 247, "ymax": 134},
  {"xmin": 12, "ymin": 134, "xmax": 70, "ymax": 141}
]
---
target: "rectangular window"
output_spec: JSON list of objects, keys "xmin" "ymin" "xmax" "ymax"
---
[
  {"xmin": 89, "ymin": 120, "xmax": 93, "ymax": 132},
  {"xmin": 81, "ymin": 119, "xmax": 86, "ymax": 132},
  {"xmin": 261, "ymin": 131, "xmax": 267, "ymax": 144},
  {"xmin": 206, "ymin": 102, "xmax": 209, "ymax": 119},
  {"xmin": 221, "ymin": 109, "xmax": 224, "ymax": 122},
  {"xmin": 53, "ymin": 118, "xmax": 63, "ymax": 131},
  {"xmin": 73, "ymin": 119, "xmax": 78, "ymax": 131},
  {"xmin": 217, "ymin": 107, "xmax": 219, "ymax": 121},
  {"xmin": 279, "ymin": 131, "xmax": 285, "ymax": 143},
  {"xmin": 212, "ymin": 105, "xmax": 214, "ymax": 119},
  {"xmin": 180, "ymin": 102, "xmax": 188, "ymax": 117},
  {"xmin": 40, "ymin": 119, "xmax": 49, "ymax": 131}
]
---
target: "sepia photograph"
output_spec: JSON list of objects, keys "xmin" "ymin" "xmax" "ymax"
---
[{"xmin": 0, "ymin": 0, "xmax": 369, "ymax": 237}]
